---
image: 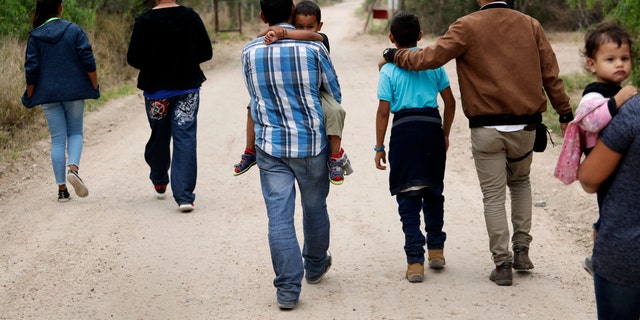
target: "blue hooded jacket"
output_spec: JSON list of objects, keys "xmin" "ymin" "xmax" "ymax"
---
[{"xmin": 22, "ymin": 18, "xmax": 100, "ymax": 108}]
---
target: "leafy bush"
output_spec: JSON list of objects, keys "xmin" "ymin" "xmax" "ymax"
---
[
  {"xmin": 607, "ymin": 0, "xmax": 640, "ymax": 85},
  {"xmin": 0, "ymin": 0, "xmax": 31, "ymax": 39},
  {"xmin": 568, "ymin": 0, "xmax": 640, "ymax": 87},
  {"xmin": 373, "ymin": 0, "xmax": 603, "ymax": 34},
  {"xmin": 0, "ymin": 0, "xmax": 95, "ymax": 39}
]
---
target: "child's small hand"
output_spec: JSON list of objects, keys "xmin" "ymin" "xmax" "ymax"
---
[
  {"xmin": 263, "ymin": 27, "xmax": 287, "ymax": 44},
  {"xmin": 375, "ymin": 150, "xmax": 387, "ymax": 170},
  {"xmin": 264, "ymin": 30, "xmax": 277, "ymax": 44},
  {"xmin": 614, "ymin": 84, "xmax": 639, "ymax": 108}
]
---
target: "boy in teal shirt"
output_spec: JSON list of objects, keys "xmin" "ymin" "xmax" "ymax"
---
[{"xmin": 375, "ymin": 11, "xmax": 456, "ymax": 283}]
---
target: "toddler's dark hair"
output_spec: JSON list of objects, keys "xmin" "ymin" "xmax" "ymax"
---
[
  {"xmin": 390, "ymin": 11, "xmax": 420, "ymax": 48},
  {"xmin": 582, "ymin": 22, "xmax": 634, "ymax": 59},
  {"xmin": 295, "ymin": 0, "xmax": 321, "ymax": 23},
  {"xmin": 32, "ymin": 0, "xmax": 62, "ymax": 29}
]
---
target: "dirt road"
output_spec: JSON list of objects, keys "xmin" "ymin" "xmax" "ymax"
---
[{"xmin": 1, "ymin": 0, "xmax": 598, "ymax": 318}]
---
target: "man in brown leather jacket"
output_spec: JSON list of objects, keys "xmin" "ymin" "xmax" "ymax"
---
[{"xmin": 383, "ymin": 0, "xmax": 574, "ymax": 286}]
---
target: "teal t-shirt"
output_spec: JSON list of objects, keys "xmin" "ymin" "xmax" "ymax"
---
[{"xmin": 377, "ymin": 47, "xmax": 450, "ymax": 113}]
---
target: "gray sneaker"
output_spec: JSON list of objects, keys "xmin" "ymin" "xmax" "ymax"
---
[
  {"xmin": 67, "ymin": 170, "xmax": 88, "ymax": 197},
  {"xmin": 277, "ymin": 299, "xmax": 297, "ymax": 310},
  {"xmin": 342, "ymin": 152, "xmax": 354, "ymax": 176},
  {"xmin": 306, "ymin": 250, "xmax": 332, "ymax": 284}
]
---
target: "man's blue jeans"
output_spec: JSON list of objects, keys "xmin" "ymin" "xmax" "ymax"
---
[
  {"xmin": 144, "ymin": 92, "xmax": 199, "ymax": 205},
  {"xmin": 594, "ymin": 272, "xmax": 640, "ymax": 319},
  {"xmin": 255, "ymin": 146, "xmax": 331, "ymax": 305},
  {"xmin": 396, "ymin": 187, "xmax": 446, "ymax": 264},
  {"xmin": 41, "ymin": 100, "xmax": 84, "ymax": 185}
]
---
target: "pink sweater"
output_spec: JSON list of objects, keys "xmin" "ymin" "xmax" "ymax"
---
[{"xmin": 554, "ymin": 92, "xmax": 612, "ymax": 184}]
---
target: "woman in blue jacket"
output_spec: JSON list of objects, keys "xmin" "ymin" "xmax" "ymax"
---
[{"xmin": 22, "ymin": 0, "xmax": 100, "ymax": 201}]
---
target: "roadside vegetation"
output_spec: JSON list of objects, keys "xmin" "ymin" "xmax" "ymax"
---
[
  {"xmin": 0, "ymin": 0, "xmax": 252, "ymax": 163},
  {"xmin": 0, "ymin": 0, "xmax": 638, "ymax": 163}
]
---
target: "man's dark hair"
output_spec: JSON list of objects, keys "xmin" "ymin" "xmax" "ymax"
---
[
  {"xmin": 260, "ymin": 0, "xmax": 294, "ymax": 25},
  {"xmin": 295, "ymin": 0, "xmax": 321, "ymax": 23},
  {"xmin": 389, "ymin": 11, "xmax": 421, "ymax": 48}
]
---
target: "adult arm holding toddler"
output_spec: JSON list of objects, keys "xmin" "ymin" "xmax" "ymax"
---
[
  {"xmin": 576, "ymin": 89, "xmax": 638, "ymax": 193},
  {"xmin": 576, "ymin": 95, "xmax": 640, "ymax": 319},
  {"xmin": 233, "ymin": 24, "xmax": 324, "ymax": 176},
  {"xmin": 580, "ymin": 84, "xmax": 637, "ymax": 138},
  {"xmin": 262, "ymin": 26, "xmax": 324, "ymax": 44},
  {"xmin": 577, "ymin": 138, "xmax": 622, "ymax": 193},
  {"xmin": 554, "ymin": 22, "xmax": 637, "ymax": 185}
]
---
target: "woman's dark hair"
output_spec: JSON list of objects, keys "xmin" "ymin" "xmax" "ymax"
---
[
  {"xmin": 260, "ymin": 0, "xmax": 294, "ymax": 26},
  {"xmin": 582, "ymin": 22, "xmax": 635, "ymax": 59},
  {"xmin": 390, "ymin": 11, "xmax": 421, "ymax": 48},
  {"xmin": 32, "ymin": 0, "xmax": 62, "ymax": 29}
]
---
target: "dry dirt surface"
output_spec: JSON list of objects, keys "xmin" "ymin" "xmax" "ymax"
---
[{"xmin": 1, "ymin": 0, "xmax": 599, "ymax": 319}]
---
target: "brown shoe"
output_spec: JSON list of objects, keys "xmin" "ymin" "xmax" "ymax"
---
[
  {"xmin": 406, "ymin": 263, "xmax": 424, "ymax": 283},
  {"xmin": 513, "ymin": 245, "xmax": 534, "ymax": 271},
  {"xmin": 489, "ymin": 262, "xmax": 513, "ymax": 286},
  {"xmin": 427, "ymin": 249, "xmax": 446, "ymax": 269}
]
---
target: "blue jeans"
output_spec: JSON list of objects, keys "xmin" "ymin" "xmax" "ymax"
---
[
  {"xmin": 255, "ymin": 146, "xmax": 331, "ymax": 305},
  {"xmin": 144, "ymin": 92, "xmax": 199, "ymax": 205},
  {"xmin": 41, "ymin": 100, "xmax": 85, "ymax": 185},
  {"xmin": 396, "ymin": 188, "xmax": 446, "ymax": 264},
  {"xmin": 594, "ymin": 272, "xmax": 640, "ymax": 319}
]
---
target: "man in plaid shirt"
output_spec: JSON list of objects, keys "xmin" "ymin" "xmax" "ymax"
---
[{"xmin": 241, "ymin": 0, "xmax": 341, "ymax": 310}]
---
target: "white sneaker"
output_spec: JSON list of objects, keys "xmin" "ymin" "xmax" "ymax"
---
[{"xmin": 179, "ymin": 203, "xmax": 194, "ymax": 213}]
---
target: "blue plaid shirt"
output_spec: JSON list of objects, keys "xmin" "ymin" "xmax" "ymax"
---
[{"xmin": 242, "ymin": 24, "xmax": 341, "ymax": 158}]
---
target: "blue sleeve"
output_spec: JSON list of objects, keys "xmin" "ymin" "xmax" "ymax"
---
[
  {"xmin": 601, "ymin": 99, "xmax": 640, "ymax": 154},
  {"xmin": 73, "ymin": 25, "xmax": 96, "ymax": 72},
  {"xmin": 377, "ymin": 64, "xmax": 392, "ymax": 102},
  {"xmin": 436, "ymin": 66, "xmax": 451, "ymax": 92},
  {"xmin": 24, "ymin": 36, "xmax": 40, "ymax": 85}
]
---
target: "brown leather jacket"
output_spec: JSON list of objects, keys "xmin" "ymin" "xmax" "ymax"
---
[{"xmin": 393, "ymin": 4, "xmax": 573, "ymax": 127}]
